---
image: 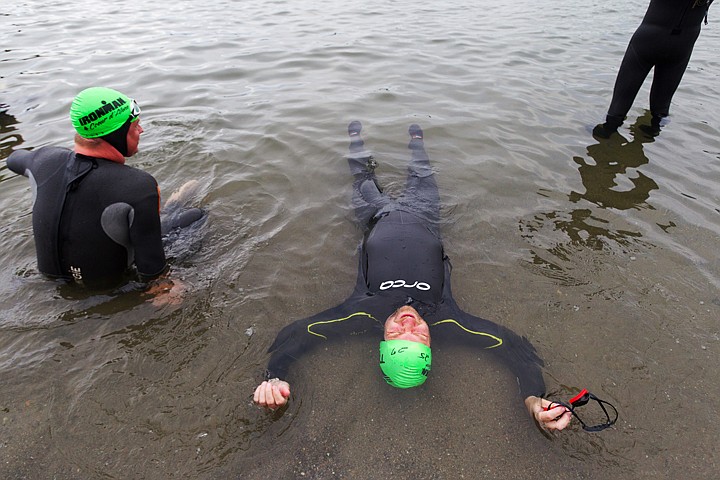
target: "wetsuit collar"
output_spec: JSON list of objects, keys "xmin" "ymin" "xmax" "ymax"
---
[{"xmin": 74, "ymin": 140, "xmax": 126, "ymax": 164}]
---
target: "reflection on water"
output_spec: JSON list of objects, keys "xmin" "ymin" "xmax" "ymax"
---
[
  {"xmin": 521, "ymin": 206, "xmax": 646, "ymax": 285},
  {"xmin": 0, "ymin": 105, "xmax": 24, "ymax": 182},
  {"xmin": 570, "ymin": 111, "xmax": 659, "ymax": 211},
  {"xmin": 54, "ymin": 283, "xmax": 149, "ymax": 321},
  {"xmin": 520, "ymin": 111, "xmax": 663, "ymax": 285}
]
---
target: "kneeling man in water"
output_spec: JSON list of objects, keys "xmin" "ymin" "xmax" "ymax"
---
[{"xmin": 7, "ymin": 87, "xmax": 205, "ymax": 300}]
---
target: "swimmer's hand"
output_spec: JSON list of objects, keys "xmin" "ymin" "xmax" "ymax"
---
[
  {"xmin": 525, "ymin": 395, "xmax": 572, "ymax": 431},
  {"xmin": 253, "ymin": 378, "xmax": 291, "ymax": 409},
  {"xmin": 146, "ymin": 277, "xmax": 186, "ymax": 306}
]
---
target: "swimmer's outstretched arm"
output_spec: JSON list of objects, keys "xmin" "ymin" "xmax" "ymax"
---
[
  {"xmin": 525, "ymin": 395, "xmax": 572, "ymax": 431},
  {"xmin": 252, "ymin": 300, "xmax": 382, "ymax": 409},
  {"xmin": 253, "ymin": 378, "xmax": 291, "ymax": 409},
  {"xmin": 431, "ymin": 308, "xmax": 572, "ymax": 431}
]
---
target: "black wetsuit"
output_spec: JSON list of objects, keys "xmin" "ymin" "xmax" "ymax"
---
[
  {"xmin": 263, "ymin": 130, "xmax": 545, "ymax": 400},
  {"xmin": 604, "ymin": 0, "xmax": 713, "ymax": 128},
  {"xmin": 7, "ymin": 146, "xmax": 166, "ymax": 286}
]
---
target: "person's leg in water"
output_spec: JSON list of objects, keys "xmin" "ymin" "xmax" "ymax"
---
[
  {"xmin": 401, "ymin": 124, "xmax": 441, "ymax": 236},
  {"xmin": 641, "ymin": 49, "xmax": 694, "ymax": 136},
  {"xmin": 594, "ymin": 39, "xmax": 654, "ymax": 139},
  {"xmin": 347, "ymin": 120, "xmax": 390, "ymax": 228}
]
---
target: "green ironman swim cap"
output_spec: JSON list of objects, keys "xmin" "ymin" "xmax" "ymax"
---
[
  {"xmin": 70, "ymin": 87, "xmax": 136, "ymax": 138},
  {"xmin": 379, "ymin": 339, "xmax": 432, "ymax": 389}
]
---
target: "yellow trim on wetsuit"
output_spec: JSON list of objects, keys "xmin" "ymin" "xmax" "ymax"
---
[
  {"xmin": 430, "ymin": 319, "xmax": 503, "ymax": 348},
  {"xmin": 307, "ymin": 312, "xmax": 379, "ymax": 339}
]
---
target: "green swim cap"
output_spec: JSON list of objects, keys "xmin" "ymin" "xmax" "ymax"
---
[
  {"xmin": 70, "ymin": 87, "xmax": 138, "ymax": 138},
  {"xmin": 379, "ymin": 339, "xmax": 432, "ymax": 389}
]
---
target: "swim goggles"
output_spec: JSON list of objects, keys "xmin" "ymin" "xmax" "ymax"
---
[
  {"xmin": 545, "ymin": 388, "xmax": 618, "ymax": 432},
  {"xmin": 129, "ymin": 99, "xmax": 141, "ymax": 122}
]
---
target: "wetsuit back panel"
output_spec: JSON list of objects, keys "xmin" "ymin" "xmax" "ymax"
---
[{"xmin": 59, "ymin": 155, "xmax": 165, "ymax": 285}]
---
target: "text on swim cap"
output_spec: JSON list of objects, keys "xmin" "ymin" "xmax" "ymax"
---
[
  {"xmin": 380, "ymin": 347, "xmax": 431, "ymax": 377},
  {"xmin": 78, "ymin": 97, "xmax": 128, "ymax": 126}
]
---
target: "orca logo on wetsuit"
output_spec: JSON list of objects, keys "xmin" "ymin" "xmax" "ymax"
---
[{"xmin": 379, "ymin": 279, "xmax": 431, "ymax": 291}]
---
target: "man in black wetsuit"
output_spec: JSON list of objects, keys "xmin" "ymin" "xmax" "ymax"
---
[
  {"xmin": 6, "ymin": 87, "xmax": 202, "ymax": 296},
  {"xmin": 253, "ymin": 122, "xmax": 572, "ymax": 431},
  {"xmin": 594, "ymin": 0, "xmax": 714, "ymax": 138}
]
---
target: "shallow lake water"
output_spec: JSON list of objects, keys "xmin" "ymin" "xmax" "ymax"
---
[{"xmin": 1, "ymin": 0, "xmax": 719, "ymax": 478}]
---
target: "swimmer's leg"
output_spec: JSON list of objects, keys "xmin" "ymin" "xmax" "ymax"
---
[
  {"xmin": 595, "ymin": 41, "xmax": 653, "ymax": 139},
  {"xmin": 348, "ymin": 120, "xmax": 365, "ymax": 152},
  {"xmin": 347, "ymin": 120, "xmax": 376, "ymax": 175},
  {"xmin": 403, "ymin": 124, "xmax": 440, "ymax": 231},
  {"xmin": 645, "ymin": 51, "xmax": 692, "ymax": 134},
  {"xmin": 347, "ymin": 121, "xmax": 388, "ymax": 227},
  {"xmin": 161, "ymin": 207, "xmax": 205, "ymax": 235}
]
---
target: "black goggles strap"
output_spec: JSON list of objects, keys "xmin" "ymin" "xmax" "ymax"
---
[{"xmin": 553, "ymin": 391, "xmax": 619, "ymax": 432}]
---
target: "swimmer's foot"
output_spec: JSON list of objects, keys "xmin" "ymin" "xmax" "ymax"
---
[
  {"xmin": 592, "ymin": 123, "xmax": 617, "ymax": 139},
  {"xmin": 408, "ymin": 123, "xmax": 424, "ymax": 149},
  {"xmin": 638, "ymin": 114, "xmax": 665, "ymax": 138},
  {"xmin": 165, "ymin": 179, "xmax": 201, "ymax": 208},
  {"xmin": 348, "ymin": 120, "xmax": 365, "ymax": 149},
  {"xmin": 348, "ymin": 120, "xmax": 363, "ymax": 138},
  {"xmin": 592, "ymin": 115, "xmax": 623, "ymax": 140},
  {"xmin": 638, "ymin": 124, "xmax": 660, "ymax": 138},
  {"xmin": 409, "ymin": 124, "xmax": 423, "ymax": 140},
  {"xmin": 347, "ymin": 120, "xmax": 375, "ymax": 173}
]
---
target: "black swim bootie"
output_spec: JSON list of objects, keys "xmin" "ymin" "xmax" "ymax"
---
[
  {"xmin": 408, "ymin": 124, "xmax": 424, "ymax": 149},
  {"xmin": 592, "ymin": 123, "xmax": 616, "ymax": 139},
  {"xmin": 408, "ymin": 124, "xmax": 423, "ymax": 139},
  {"xmin": 592, "ymin": 114, "xmax": 624, "ymax": 139},
  {"xmin": 638, "ymin": 114, "xmax": 665, "ymax": 137},
  {"xmin": 347, "ymin": 120, "xmax": 376, "ymax": 173},
  {"xmin": 348, "ymin": 120, "xmax": 365, "ymax": 149},
  {"xmin": 348, "ymin": 120, "xmax": 362, "ymax": 137}
]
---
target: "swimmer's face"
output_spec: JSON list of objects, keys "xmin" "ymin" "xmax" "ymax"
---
[
  {"xmin": 126, "ymin": 119, "xmax": 143, "ymax": 157},
  {"xmin": 384, "ymin": 305, "xmax": 431, "ymax": 347}
]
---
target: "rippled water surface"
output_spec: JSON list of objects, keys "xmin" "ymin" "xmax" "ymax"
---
[{"xmin": 2, "ymin": 0, "xmax": 719, "ymax": 478}]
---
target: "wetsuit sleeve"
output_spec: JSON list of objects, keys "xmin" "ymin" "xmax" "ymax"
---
[
  {"xmin": 430, "ymin": 310, "xmax": 546, "ymax": 399},
  {"xmin": 130, "ymin": 177, "xmax": 166, "ymax": 280},
  {"xmin": 264, "ymin": 303, "xmax": 382, "ymax": 381},
  {"xmin": 7, "ymin": 150, "xmax": 34, "ymax": 176}
]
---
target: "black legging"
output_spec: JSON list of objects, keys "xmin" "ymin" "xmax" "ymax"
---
[{"xmin": 347, "ymin": 128, "xmax": 440, "ymax": 236}]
